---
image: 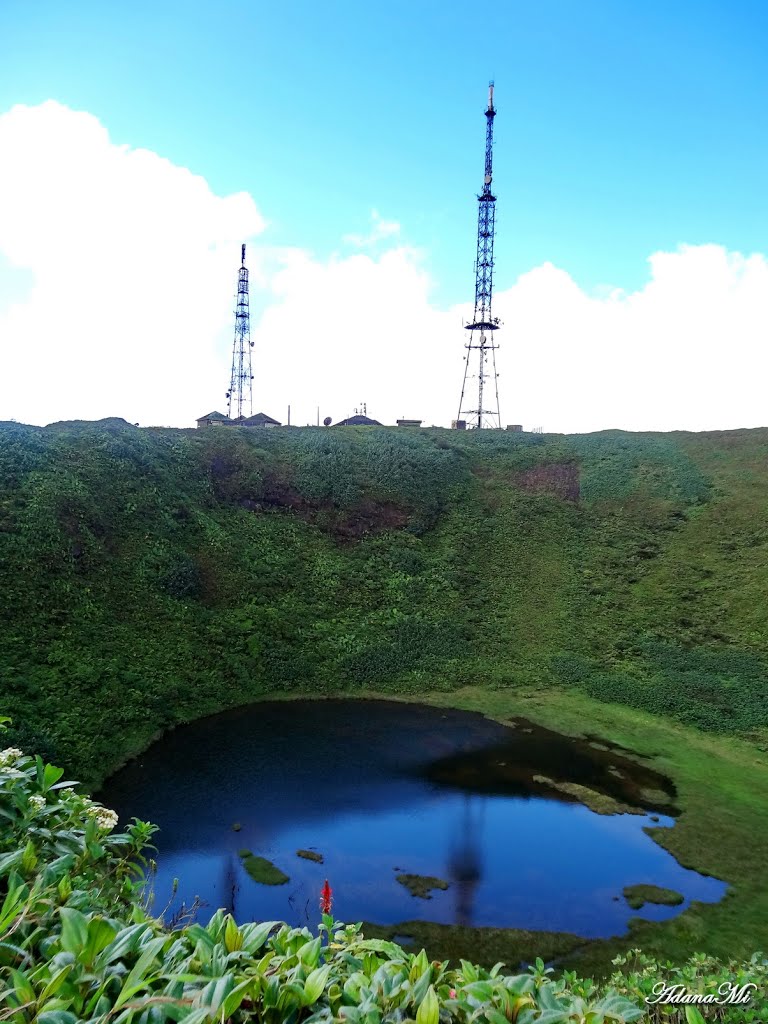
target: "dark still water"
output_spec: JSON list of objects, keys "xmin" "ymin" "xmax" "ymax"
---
[{"xmin": 98, "ymin": 700, "xmax": 725, "ymax": 939}]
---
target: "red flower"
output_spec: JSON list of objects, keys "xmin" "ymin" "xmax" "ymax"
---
[{"xmin": 320, "ymin": 879, "xmax": 333, "ymax": 914}]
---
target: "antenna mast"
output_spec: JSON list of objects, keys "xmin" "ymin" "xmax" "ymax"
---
[
  {"xmin": 457, "ymin": 83, "xmax": 501, "ymax": 429},
  {"xmin": 226, "ymin": 243, "xmax": 254, "ymax": 419}
]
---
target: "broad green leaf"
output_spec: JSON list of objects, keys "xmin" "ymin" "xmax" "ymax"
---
[
  {"xmin": 509, "ymin": 995, "xmax": 536, "ymax": 1020},
  {"xmin": 411, "ymin": 969, "xmax": 433, "ymax": 1007},
  {"xmin": 409, "ymin": 949, "xmax": 429, "ymax": 982},
  {"xmin": 43, "ymin": 763, "xmax": 65, "ymax": 790},
  {"xmin": 277, "ymin": 981, "xmax": 307, "ymax": 1012},
  {"xmin": 594, "ymin": 992, "xmax": 645, "ymax": 1021},
  {"xmin": 339, "ymin": 1007, "xmax": 362, "ymax": 1024},
  {"xmin": 37, "ymin": 965, "xmax": 74, "ymax": 1005},
  {"xmin": 255, "ymin": 950, "xmax": 275, "ymax": 974},
  {"xmin": 354, "ymin": 939, "xmax": 407, "ymax": 959},
  {"xmin": 525, "ymin": 1011, "xmax": 570, "ymax": 1024},
  {"xmin": 112, "ymin": 935, "xmax": 168, "ymax": 1010},
  {"xmin": 83, "ymin": 917, "xmax": 118, "ymax": 965},
  {"xmin": 84, "ymin": 977, "xmax": 115, "ymax": 1017},
  {"xmin": 460, "ymin": 959, "xmax": 479, "ymax": 983},
  {"xmin": 484, "ymin": 1008, "xmax": 511, "ymax": 1024},
  {"xmin": 59, "ymin": 907, "xmax": 88, "ymax": 954},
  {"xmin": 37, "ymin": 1013, "xmax": 79, "ymax": 1024},
  {"xmin": 205, "ymin": 908, "xmax": 226, "ymax": 941},
  {"xmin": 224, "ymin": 914, "xmax": 241, "ymax": 952},
  {"xmin": 298, "ymin": 934, "xmax": 322, "ymax": 967},
  {"xmin": 0, "ymin": 875, "xmax": 27, "ymax": 928},
  {"xmin": 196, "ymin": 974, "xmax": 234, "ymax": 1011},
  {"xmin": 99, "ymin": 922, "xmax": 152, "ymax": 965},
  {"xmin": 185, "ymin": 924, "xmax": 215, "ymax": 951},
  {"xmin": 168, "ymin": 1011, "xmax": 212, "ymax": 1024},
  {"xmin": 10, "ymin": 967, "xmax": 35, "ymax": 1006},
  {"xmin": 685, "ymin": 1008, "xmax": 707, "ymax": 1024},
  {"xmin": 537, "ymin": 984, "xmax": 565, "ymax": 1012},
  {"xmin": 0, "ymin": 849, "xmax": 24, "ymax": 875},
  {"xmin": 221, "ymin": 978, "xmax": 255, "ymax": 1017},
  {"xmin": 20, "ymin": 839, "xmax": 38, "ymax": 872},
  {"xmin": 262, "ymin": 975, "xmax": 281, "ymax": 1009},
  {"xmin": 240, "ymin": 919, "xmax": 279, "ymax": 953},
  {"xmin": 461, "ymin": 981, "xmax": 495, "ymax": 1002},
  {"xmin": 416, "ymin": 984, "xmax": 439, "ymax": 1024},
  {"xmin": 40, "ymin": 854, "xmax": 76, "ymax": 886},
  {"xmin": 304, "ymin": 964, "xmax": 333, "ymax": 1005}
]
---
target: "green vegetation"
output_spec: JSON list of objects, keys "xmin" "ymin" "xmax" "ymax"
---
[
  {"xmin": 2, "ymin": 419, "xmax": 768, "ymax": 974},
  {"xmin": 297, "ymin": 849, "xmax": 324, "ymax": 863},
  {"xmin": 531, "ymin": 776, "xmax": 644, "ymax": 816},
  {"xmin": 3, "ymin": 421, "xmax": 768, "ymax": 783},
  {"xmin": 2, "ymin": 736, "xmax": 766, "ymax": 1024},
  {"xmin": 395, "ymin": 873, "xmax": 450, "ymax": 899},
  {"xmin": 238, "ymin": 851, "xmax": 290, "ymax": 885},
  {"xmin": 623, "ymin": 885, "xmax": 684, "ymax": 911}
]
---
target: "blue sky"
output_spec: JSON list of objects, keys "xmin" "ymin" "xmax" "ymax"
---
[{"xmin": 1, "ymin": 1, "xmax": 767, "ymax": 429}]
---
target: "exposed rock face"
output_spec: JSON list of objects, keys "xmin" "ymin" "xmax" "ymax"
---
[{"xmin": 515, "ymin": 461, "xmax": 580, "ymax": 502}]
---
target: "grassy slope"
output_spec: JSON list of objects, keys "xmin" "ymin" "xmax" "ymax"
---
[{"xmin": 1, "ymin": 419, "xmax": 767, "ymax": 970}]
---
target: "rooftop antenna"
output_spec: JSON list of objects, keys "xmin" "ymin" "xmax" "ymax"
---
[
  {"xmin": 225, "ymin": 243, "xmax": 254, "ymax": 419},
  {"xmin": 457, "ymin": 82, "xmax": 502, "ymax": 429}
]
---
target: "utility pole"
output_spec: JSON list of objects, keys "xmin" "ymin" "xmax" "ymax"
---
[
  {"xmin": 457, "ymin": 83, "xmax": 502, "ymax": 429},
  {"xmin": 226, "ymin": 244, "xmax": 254, "ymax": 419}
]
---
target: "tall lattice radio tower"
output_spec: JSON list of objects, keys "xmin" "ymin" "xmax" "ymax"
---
[
  {"xmin": 457, "ymin": 83, "xmax": 502, "ymax": 429},
  {"xmin": 226, "ymin": 244, "xmax": 254, "ymax": 419}
]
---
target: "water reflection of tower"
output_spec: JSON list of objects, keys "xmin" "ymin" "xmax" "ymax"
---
[
  {"xmin": 220, "ymin": 852, "xmax": 238, "ymax": 917},
  {"xmin": 447, "ymin": 796, "xmax": 484, "ymax": 926}
]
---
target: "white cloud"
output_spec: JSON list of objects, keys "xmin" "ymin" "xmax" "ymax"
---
[
  {"xmin": 343, "ymin": 209, "xmax": 401, "ymax": 248},
  {"xmin": 0, "ymin": 101, "xmax": 264, "ymax": 427},
  {"xmin": 1, "ymin": 101, "xmax": 766, "ymax": 433},
  {"xmin": 496, "ymin": 246, "xmax": 768, "ymax": 432}
]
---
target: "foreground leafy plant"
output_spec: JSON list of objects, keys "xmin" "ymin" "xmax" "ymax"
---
[{"xmin": 1, "ymin": 727, "xmax": 765, "ymax": 1023}]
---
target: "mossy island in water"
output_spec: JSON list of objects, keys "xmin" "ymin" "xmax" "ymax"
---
[
  {"xmin": 296, "ymin": 848, "xmax": 324, "ymax": 863},
  {"xmin": 623, "ymin": 884, "xmax": 684, "ymax": 910},
  {"xmin": 238, "ymin": 850, "xmax": 290, "ymax": 885},
  {"xmin": 396, "ymin": 873, "xmax": 450, "ymax": 899}
]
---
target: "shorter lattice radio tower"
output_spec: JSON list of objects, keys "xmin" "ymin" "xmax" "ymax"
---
[
  {"xmin": 226, "ymin": 244, "xmax": 254, "ymax": 419},
  {"xmin": 457, "ymin": 82, "xmax": 502, "ymax": 429}
]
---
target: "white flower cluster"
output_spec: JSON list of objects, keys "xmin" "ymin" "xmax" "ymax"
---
[
  {"xmin": 86, "ymin": 804, "xmax": 119, "ymax": 832},
  {"xmin": 28, "ymin": 794, "xmax": 46, "ymax": 811},
  {"xmin": 0, "ymin": 747, "xmax": 23, "ymax": 767}
]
